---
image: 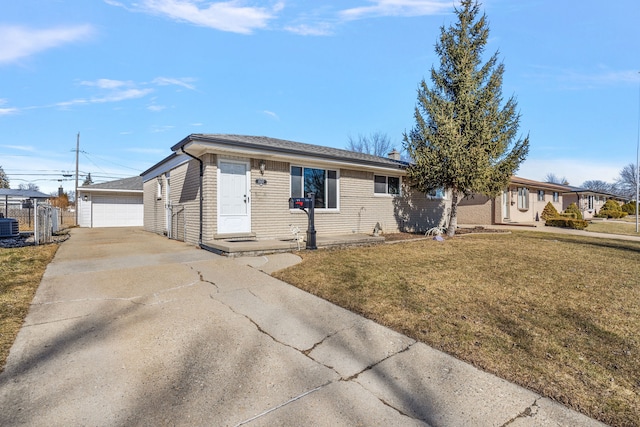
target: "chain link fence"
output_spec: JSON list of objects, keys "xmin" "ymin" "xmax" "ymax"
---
[{"xmin": 1, "ymin": 203, "xmax": 75, "ymax": 244}]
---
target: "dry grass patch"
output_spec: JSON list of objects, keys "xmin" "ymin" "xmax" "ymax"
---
[
  {"xmin": 273, "ymin": 231, "xmax": 640, "ymax": 427},
  {"xmin": 587, "ymin": 220, "xmax": 640, "ymax": 237},
  {"xmin": 0, "ymin": 244, "xmax": 59, "ymax": 371}
]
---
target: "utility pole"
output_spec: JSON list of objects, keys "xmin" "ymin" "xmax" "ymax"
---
[
  {"xmin": 636, "ymin": 72, "xmax": 639, "ymax": 233},
  {"xmin": 75, "ymin": 132, "xmax": 80, "ymax": 226}
]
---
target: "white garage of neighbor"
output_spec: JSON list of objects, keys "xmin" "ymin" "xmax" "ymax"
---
[{"xmin": 78, "ymin": 176, "xmax": 143, "ymax": 228}]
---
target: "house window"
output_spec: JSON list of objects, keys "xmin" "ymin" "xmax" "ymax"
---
[
  {"xmin": 427, "ymin": 188, "xmax": 446, "ymax": 199},
  {"xmin": 553, "ymin": 192, "xmax": 559, "ymax": 202},
  {"xmin": 374, "ymin": 175, "xmax": 400, "ymax": 195},
  {"xmin": 156, "ymin": 179, "xmax": 162, "ymax": 200},
  {"xmin": 291, "ymin": 166, "xmax": 338, "ymax": 209},
  {"xmin": 537, "ymin": 190, "xmax": 545, "ymax": 201},
  {"xmin": 517, "ymin": 187, "xmax": 529, "ymax": 210},
  {"xmin": 588, "ymin": 195, "xmax": 594, "ymax": 210}
]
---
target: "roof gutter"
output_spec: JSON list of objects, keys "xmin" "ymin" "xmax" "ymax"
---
[{"xmin": 180, "ymin": 146, "xmax": 203, "ymax": 247}]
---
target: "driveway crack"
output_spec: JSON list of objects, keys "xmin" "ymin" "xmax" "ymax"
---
[{"xmin": 500, "ymin": 398, "xmax": 540, "ymax": 426}]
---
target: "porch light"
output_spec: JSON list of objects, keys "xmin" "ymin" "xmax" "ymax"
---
[{"xmin": 259, "ymin": 160, "xmax": 266, "ymax": 175}]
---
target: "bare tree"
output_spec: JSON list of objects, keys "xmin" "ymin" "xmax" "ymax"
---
[
  {"xmin": 614, "ymin": 163, "xmax": 638, "ymax": 200},
  {"xmin": 346, "ymin": 131, "xmax": 395, "ymax": 157},
  {"xmin": 581, "ymin": 180, "xmax": 616, "ymax": 194},
  {"xmin": 18, "ymin": 183, "xmax": 40, "ymax": 191},
  {"xmin": 545, "ymin": 173, "xmax": 569, "ymax": 185}
]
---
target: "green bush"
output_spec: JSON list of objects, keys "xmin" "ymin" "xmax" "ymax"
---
[
  {"xmin": 621, "ymin": 201, "xmax": 636, "ymax": 215},
  {"xmin": 540, "ymin": 202, "xmax": 560, "ymax": 220},
  {"xmin": 564, "ymin": 203, "xmax": 582, "ymax": 220},
  {"xmin": 597, "ymin": 199, "xmax": 628, "ymax": 218},
  {"xmin": 559, "ymin": 212, "xmax": 577, "ymax": 219},
  {"xmin": 545, "ymin": 218, "xmax": 589, "ymax": 230}
]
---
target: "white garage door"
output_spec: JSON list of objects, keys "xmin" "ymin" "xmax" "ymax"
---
[{"xmin": 92, "ymin": 194, "xmax": 143, "ymax": 227}]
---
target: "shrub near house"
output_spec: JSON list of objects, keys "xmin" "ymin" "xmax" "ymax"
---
[
  {"xmin": 544, "ymin": 202, "xmax": 589, "ymax": 230},
  {"xmin": 621, "ymin": 201, "xmax": 636, "ymax": 215},
  {"xmin": 595, "ymin": 199, "xmax": 628, "ymax": 219},
  {"xmin": 540, "ymin": 201, "xmax": 559, "ymax": 220}
]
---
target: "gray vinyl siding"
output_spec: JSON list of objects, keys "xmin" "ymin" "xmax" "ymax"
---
[{"xmin": 143, "ymin": 179, "xmax": 165, "ymax": 235}]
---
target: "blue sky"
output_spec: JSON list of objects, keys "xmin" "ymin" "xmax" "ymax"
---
[{"xmin": 1, "ymin": 0, "xmax": 639, "ymax": 195}]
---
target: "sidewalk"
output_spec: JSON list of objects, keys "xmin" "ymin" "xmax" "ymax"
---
[{"xmin": 0, "ymin": 228, "xmax": 607, "ymax": 426}]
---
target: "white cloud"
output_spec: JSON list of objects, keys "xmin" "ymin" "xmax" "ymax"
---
[
  {"xmin": 111, "ymin": 0, "xmax": 284, "ymax": 34},
  {"xmin": 262, "ymin": 110, "xmax": 279, "ymax": 120},
  {"xmin": 57, "ymin": 79, "xmax": 154, "ymax": 107},
  {"xmin": 339, "ymin": 0, "xmax": 453, "ymax": 21},
  {"xmin": 151, "ymin": 125, "xmax": 175, "ymax": 133},
  {"xmin": 153, "ymin": 77, "xmax": 196, "ymax": 90},
  {"xmin": 285, "ymin": 23, "xmax": 334, "ymax": 36},
  {"xmin": 0, "ymin": 107, "xmax": 19, "ymax": 116},
  {"xmin": 147, "ymin": 104, "xmax": 167, "ymax": 112},
  {"xmin": 81, "ymin": 78, "xmax": 131, "ymax": 89},
  {"xmin": 1, "ymin": 145, "xmax": 35, "ymax": 152},
  {"xmin": 0, "ymin": 24, "xmax": 94, "ymax": 64},
  {"xmin": 97, "ymin": 88, "xmax": 155, "ymax": 103}
]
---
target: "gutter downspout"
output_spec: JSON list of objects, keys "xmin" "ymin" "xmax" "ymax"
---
[{"xmin": 181, "ymin": 146, "xmax": 203, "ymax": 247}]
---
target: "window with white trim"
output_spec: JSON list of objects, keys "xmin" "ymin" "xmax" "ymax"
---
[
  {"xmin": 374, "ymin": 175, "xmax": 400, "ymax": 195},
  {"xmin": 517, "ymin": 187, "xmax": 529, "ymax": 210},
  {"xmin": 537, "ymin": 190, "xmax": 545, "ymax": 201},
  {"xmin": 553, "ymin": 192, "xmax": 559, "ymax": 202},
  {"xmin": 291, "ymin": 166, "xmax": 338, "ymax": 209}
]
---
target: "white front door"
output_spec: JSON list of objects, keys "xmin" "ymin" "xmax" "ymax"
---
[{"xmin": 218, "ymin": 160, "xmax": 251, "ymax": 234}]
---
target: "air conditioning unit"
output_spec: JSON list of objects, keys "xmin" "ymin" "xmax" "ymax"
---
[{"xmin": 0, "ymin": 218, "xmax": 19, "ymax": 238}]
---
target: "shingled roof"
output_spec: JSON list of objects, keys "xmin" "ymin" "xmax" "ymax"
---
[
  {"xmin": 81, "ymin": 176, "xmax": 143, "ymax": 191},
  {"xmin": 172, "ymin": 134, "xmax": 408, "ymax": 169},
  {"xmin": 0, "ymin": 189, "xmax": 52, "ymax": 199}
]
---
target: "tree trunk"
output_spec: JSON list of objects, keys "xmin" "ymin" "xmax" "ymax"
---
[{"xmin": 446, "ymin": 191, "xmax": 459, "ymax": 237}]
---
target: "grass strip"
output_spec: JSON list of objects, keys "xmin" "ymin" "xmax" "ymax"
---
[{"xmin": 0, "ymin": 244, "xmax": 59, "ymax": 371}]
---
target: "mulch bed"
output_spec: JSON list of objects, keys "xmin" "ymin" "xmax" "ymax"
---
[{"xmin": 0, "ymin": 231, "xmax": 70, "ymax": 249}]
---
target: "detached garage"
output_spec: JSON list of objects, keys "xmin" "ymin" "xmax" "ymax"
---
[{"xmin": 78, "ymin": 176, "xmax": 143, "ymax": 228}]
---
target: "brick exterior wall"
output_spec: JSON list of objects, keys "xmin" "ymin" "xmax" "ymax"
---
[
  {"xmin": 457, "ymin": 194, "xmax": 494, "ymax": 225},
  {"xmin": 144, "ymin": 153, "xmax": 450, "ymax": 244}
]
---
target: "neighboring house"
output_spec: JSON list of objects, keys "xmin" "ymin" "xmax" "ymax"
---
[
  {"xmin": 141, "ymin": 134, "xmax": 448, "ymax": 246},
  {"xmin": 77, "ymin": 176, "xmax": 143, "ymax": 227},
  {"xmin": 457, "ymin": 177, "xmax": 568, "ymax": 225},
  {"xmin": 562, "ymin": 186, "xmax": 621, "ymax": 220}
]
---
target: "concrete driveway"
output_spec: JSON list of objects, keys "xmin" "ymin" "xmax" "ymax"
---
[{"xmin": 0, "ymin": 228, "xmax": 605, "ymax": 426}]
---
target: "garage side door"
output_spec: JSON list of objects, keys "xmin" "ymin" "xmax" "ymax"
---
[{"xmin": 92, "ymin": 195, "xmax": 143, "ymax": 227}]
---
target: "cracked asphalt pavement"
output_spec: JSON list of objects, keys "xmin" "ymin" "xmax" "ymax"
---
[{"xmin": 0, "ymin": 228, "xmax": 607, "ymax": 426}]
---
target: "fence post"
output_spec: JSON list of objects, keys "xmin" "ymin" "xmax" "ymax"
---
[{"xmin": 34, "ymin": 200, "xmax": 39, "ymax": 246}]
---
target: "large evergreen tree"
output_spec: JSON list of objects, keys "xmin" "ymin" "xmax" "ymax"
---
[
  {"xmin": 0, "ymin": 165, "xmax": 9, "ymax": 189},
  {"xmin": 403, "ymin": 0, "xmax": 529, "ymax": 236}
]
